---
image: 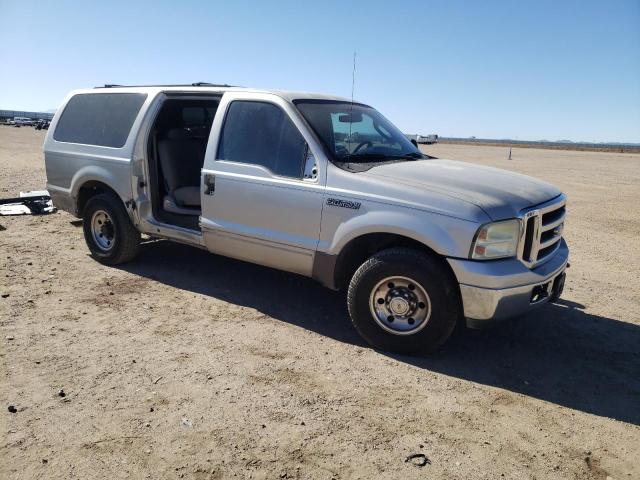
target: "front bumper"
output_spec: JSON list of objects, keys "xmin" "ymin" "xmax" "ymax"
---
[{"xmin": 448, "ymin": 239, "xmax": 569, "ymax": 325}]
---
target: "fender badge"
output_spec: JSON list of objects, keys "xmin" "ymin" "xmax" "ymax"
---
[{"xmin": 327, "ymin": 198, "xmax": 361, "ymax": 210}]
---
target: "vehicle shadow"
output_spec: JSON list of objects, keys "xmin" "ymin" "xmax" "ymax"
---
[{"xmin": 119, "ymin": 241, "xmax": 640, "ymax": 426}]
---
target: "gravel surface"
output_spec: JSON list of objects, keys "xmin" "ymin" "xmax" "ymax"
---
[{"xmin": 1, "ymin": 127, "xmax": 639, "ymax": 479}]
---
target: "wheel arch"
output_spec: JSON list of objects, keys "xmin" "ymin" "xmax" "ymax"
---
[
  {"xmin": 316, "ymin": 232, "xmax": 459, "ymax": 292},
  {"xmin": 76, "ymin": 180, "xmax": 125, "ymax": 218},
  {"xmin": 69, "ymin": 163, "xmax": 133, "ymax": 218}
]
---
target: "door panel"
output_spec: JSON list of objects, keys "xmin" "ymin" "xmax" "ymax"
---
[
  {"xmin": 200, "ymin": 93, "xmax": 326, "ymax": 276},
  {"xmin": 200, "ymin": 173, "xmax": 324, "ymax": 275}
]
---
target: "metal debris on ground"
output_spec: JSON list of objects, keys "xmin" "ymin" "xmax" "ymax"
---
[
  {"xmin": 405, "ymin": 453, "xmax": 430, "ymax": 467},
  {"xmin": 0, "ymin": 190, "xmax": 56, "ymax": 216}
]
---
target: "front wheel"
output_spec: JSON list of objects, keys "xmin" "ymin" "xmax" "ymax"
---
[
  {"xmin": 82, "ymin": 193, "xmax": 141, "ymax": 265},
  {"xmin": 347, "ymin": 248, "xmax": 461, "ymax": 354}
]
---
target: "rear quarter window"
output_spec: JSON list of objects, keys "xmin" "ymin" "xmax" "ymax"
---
[{"xmin": 54, "ymin": 93, "xmax": 147, "ymax": 148}]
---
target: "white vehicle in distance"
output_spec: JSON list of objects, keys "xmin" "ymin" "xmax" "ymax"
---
[
  {"xmin": 12, "ymin": 116, "xmax": 25, "ymax": 125},
  {"xmin": 406, "ymin": 134, "xmax": 438, "ymax": 144},
  {"xmin": 419, "ymin": 134, "xmax": 438, "ymax": 144},
  {"xmin": 13, "ymin": 116, "xmax": 34, "ymax": 126},
  {"xmin": 43, "ymin": 84, "xmax": 568, "ymax": 354}
]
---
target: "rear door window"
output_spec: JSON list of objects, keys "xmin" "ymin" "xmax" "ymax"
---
[
  {"xmin": 217, "ymin": 101, "xmax": 307, "ymax": 179},
  {"xmin": 54, "ymin": 93, "xmax": 147, "ymax": 148}
]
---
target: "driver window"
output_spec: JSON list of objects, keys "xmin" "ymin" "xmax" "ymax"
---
[{"xmin": 217, "ymin": 101, "xmax": 308, "ymax": 179}]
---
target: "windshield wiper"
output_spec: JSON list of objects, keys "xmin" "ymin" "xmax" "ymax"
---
[{"xmin": 340, "ymin": 152, "xmax": 423, "ymax": 163}]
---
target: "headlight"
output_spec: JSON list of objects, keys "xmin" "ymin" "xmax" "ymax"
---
[{"xmin": 471, "ymin": 219, "xmax": 521, "ymax": 260}]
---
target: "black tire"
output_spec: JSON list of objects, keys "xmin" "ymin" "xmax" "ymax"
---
[
  {"xmin": 347, "ymin": 248, "xmax": 461, "ymax": 354},
  {"xmin": 82, "ymin": 193, "xmax": 141, "ymax": 265}
]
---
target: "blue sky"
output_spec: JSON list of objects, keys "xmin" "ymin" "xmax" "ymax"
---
[{"xmin": 0, "ymin": 0, "xmax": 638, "ymax": 142}]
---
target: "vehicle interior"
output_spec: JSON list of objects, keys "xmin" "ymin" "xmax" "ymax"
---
[{"xmin": 147, "ymin": 96, "xmax": 220, "ymax": 230}]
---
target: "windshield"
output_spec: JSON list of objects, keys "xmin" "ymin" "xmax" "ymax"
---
[{"xmin": 294, "ymin": 100, "xmax": 422, "ymax": 164}]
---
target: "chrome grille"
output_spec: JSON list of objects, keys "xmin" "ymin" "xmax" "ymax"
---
[{"xmin": 518, "ymin": 195, "xmax": 566, "ymax": 268}]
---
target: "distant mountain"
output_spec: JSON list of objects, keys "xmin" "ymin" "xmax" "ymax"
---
[{"xmin": 438, "ymin": 137, "xmax": 640, "ymax": 149}]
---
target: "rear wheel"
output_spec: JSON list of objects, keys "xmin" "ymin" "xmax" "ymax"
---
[
  {"xmin": 82, "ymin": 193, "xmax": 140, "ymax": 265},
  {"xmin": 347, "ymin": 248, "xmax": 460, "ymax": 354}
]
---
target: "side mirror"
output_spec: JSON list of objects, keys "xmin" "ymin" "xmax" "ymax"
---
[
  {"xmin": 303, "ymin": 144, "xmax": 318, "ymax": 180},
  {"xmin": 410, "ymin": 138, "xmax": 418, "ymax": 148}
]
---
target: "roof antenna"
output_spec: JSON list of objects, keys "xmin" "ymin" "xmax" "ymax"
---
[
  {"xmin": 351, "ymin": 52, "xmax": 357, "ymax": 106},
  {"xmin": 348, "ymin": 52, "xmax": 357, "ymax": 160}
]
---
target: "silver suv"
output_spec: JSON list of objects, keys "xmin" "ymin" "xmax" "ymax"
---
[{"xmin": 43, "ymin": 84, "xmax": 569, "ymax": 353}]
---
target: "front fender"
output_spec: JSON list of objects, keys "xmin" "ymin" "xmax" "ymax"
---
[{"xmin": 321, "ymin": 207, "xmax": 480, "ymax": 259}]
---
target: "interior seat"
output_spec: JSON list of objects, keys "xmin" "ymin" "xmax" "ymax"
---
[{"xmin": 157, "ymin": 128, "xmax": 204, "ymax": 215}]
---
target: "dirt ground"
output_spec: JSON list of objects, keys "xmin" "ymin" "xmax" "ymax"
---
[{"xmin": 1, "ymin": 126, "xmax": 639, "ymax": 480}]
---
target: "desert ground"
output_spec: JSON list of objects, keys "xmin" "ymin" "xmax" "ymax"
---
[{"xmin": 1, "ymin": 126, "xmax": 639, "ymax": 480}]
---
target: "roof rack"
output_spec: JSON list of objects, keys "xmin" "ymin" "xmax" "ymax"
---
[{"xmin": 95, "ymin": 82, "xmax": 234, "ymax": 89}]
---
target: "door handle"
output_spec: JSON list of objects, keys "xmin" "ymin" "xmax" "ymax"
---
[{"xmin": 204, "ymin": 173, "xmax": 215, "ymax": 195}]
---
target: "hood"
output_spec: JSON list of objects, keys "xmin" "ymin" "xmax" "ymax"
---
[{"xmin": 362, "ymin": 159, "xmax": 562, "ymax": 220}]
